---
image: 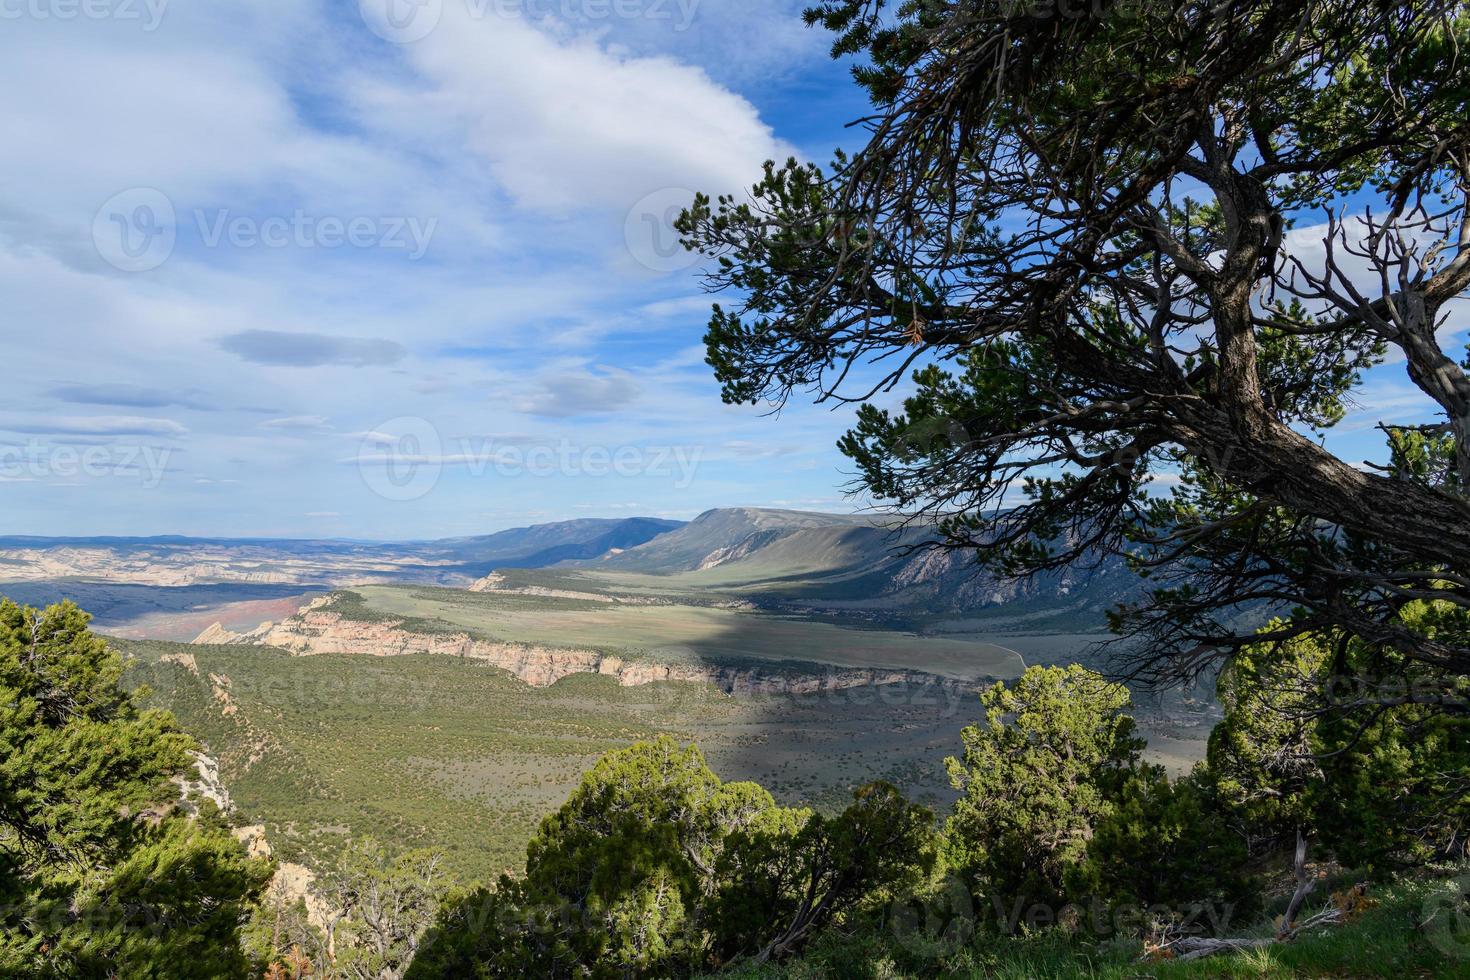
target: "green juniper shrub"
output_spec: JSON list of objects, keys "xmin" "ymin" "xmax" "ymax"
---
[
  {"xmin": 712, "ymin": 781, "xmax": 935, "ymax": 963},
  {"xmin": 0, "ymin": 599, "xmax": 271, "ymax": 979},
  {"xmin": 1203, "ymin": 625, "xmax": 1325, "ymax": 856},
  {"xmin": 242, "ymin": 876, "xmax": 323, "ymax": 979},
  {"xmin": 942, "ymin": 665, "xmax": 1145, "ymax": 913},
  {"xmin": 1074, "ymin": 768, "xmax": 1256, "ymax": 929},
  {"xmin": 1205, "ymin": 602, "xmax": 1470, "ymax": 869},
  {"xmin": 413, "ymin": 736, "xmax": 799, "ymax": 977},
  {"xmin": 943, "ymin": 666, "xmax": 1254, "ymax": 936},
  {"xmin": 411, "ymin": 736, "xmax": 933, "ymax": 978}
]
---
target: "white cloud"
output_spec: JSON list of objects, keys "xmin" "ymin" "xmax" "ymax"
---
[
  {"xmin": 220, "ymin": 331, "xmax": 407, "ymax": 368},
  {"xmin": 367, "ymin": 6, "xmax": 793, "ymax": 214},
  {"xmin": 260, "ymin": 415, "xmax": 333, "ymax": 431},
  {"xmin": 639, "ymin": 295, "xmax": 715, "ymax": 318},
  {"xmin": 0, "ymin": 415, "xmax": 188, "ymax": 437},
  {"xmin": 721, "ymin": 440, "xmax": 803, "ymax": 458}
]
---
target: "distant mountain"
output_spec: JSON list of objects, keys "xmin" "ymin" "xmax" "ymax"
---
[
  {"xmin": 420, "ymin": 517, "xmax": 685, "ymax": 569},
  {"xmin": 0, "ymin": 508, "xmax": 1143, "ymax": 635},
  {"xmin": 592, "ymin": 507, "xmax": 884, "ymax": 572},
  {"xmin": 0, "ymin": 516, "xmax": 686, "ymax": 589},
  {"xmin": 575, "ymin": 507, "xmax": 1140, "ymax": 631}
]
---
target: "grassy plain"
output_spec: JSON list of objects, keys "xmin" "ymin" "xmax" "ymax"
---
[{"xmin": 340, "ymin": 584, "xmax": 1028, "ymax": 681}]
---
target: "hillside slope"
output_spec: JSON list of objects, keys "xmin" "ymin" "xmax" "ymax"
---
[
  {"xmin": 575, "ymin": 508, "xmax": 1141, "ymax": 631},
  {"xmin": 594, "ymin": 508, "xmax": 884, "ymax": 572},
  {"xmin": 423, "ymin": 517, "xmax": 684, "ymax": 569}
]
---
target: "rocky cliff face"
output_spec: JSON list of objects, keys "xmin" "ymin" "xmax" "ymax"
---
[{"xmin": 194, "ymin": 604, "xmax": 963, "ymax": 696}]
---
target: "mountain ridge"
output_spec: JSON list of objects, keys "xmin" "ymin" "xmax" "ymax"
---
[{"xmin": 566, "ymin": 507, "xmax": 1139, "ymax": 630}]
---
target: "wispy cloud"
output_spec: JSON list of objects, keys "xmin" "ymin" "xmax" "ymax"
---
[
  {"xmin": 0, "ymin": 415, "xmax": 188, "ymax": 437},
  {"xmin": 47, "ymin": 383, "xmax": 215, "ymax": 411},
  {"xmin": 260, "ymin": 415, "xmax": 333, "ymax": 432},
  {"xmin": 218, "ymin": 331, "xmax": 406, "ymax": 368},
  {"xmin": 513, "ymin": 368, "xmax": 641, "ymax": 418}
]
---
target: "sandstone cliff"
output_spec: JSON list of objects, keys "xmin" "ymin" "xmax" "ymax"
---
[{"xmin": 193, "ymin": 603, "xmax": 965, "ymax": 696}]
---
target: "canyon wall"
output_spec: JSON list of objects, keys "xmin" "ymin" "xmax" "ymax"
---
[{"xmin": 194, "ymin": 603, "xmax": 966, "ymax": 696}]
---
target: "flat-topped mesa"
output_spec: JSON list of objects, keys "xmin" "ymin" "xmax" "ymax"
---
[{"xmin": 197, "ymin": 601, "xmax": 971, "ymax": 696}]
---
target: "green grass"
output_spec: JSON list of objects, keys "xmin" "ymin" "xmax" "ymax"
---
[{"xmin": 715, "ymin": 868, "xmax": 1470, "ymax": 978}]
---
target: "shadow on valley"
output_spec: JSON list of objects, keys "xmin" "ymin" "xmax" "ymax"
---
[
  {"xmin": 0, "ymin": 581, "xmax": 326, "ymax": 640},
  {"xmin": 110, "ymin": 591, "xmax": 1215, "ymax": 887}
]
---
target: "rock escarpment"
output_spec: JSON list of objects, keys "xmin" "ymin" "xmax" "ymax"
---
[{"xmin": 193, "ymin": 603, "xmax": 966, "ymax": 696}]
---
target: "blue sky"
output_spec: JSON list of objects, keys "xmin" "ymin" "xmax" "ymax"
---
[
  {"xmin": 0, "ymin": 0, "xmax": 883, "ymax": 538},
  {"xmin": 0, "ymin": 0, "xmax": 1462, "ymax": 538}
]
